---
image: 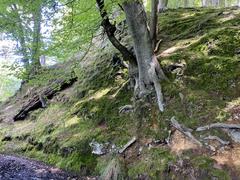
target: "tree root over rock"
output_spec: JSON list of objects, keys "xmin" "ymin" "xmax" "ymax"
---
[{"xmin": 170, "ymin": 117, "xmax": 202, "ymax": 146}]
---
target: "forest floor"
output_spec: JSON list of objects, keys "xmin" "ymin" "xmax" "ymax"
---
[
  {"xmin": 0, "ymin": 7, "xmax": 240, "ymax": 179},
  {"xmin": 0, "ymin": 154, "xmax": 96, "ymax": 180}
]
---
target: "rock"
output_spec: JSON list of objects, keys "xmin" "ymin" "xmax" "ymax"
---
[
  {"xmin": 227, "ymin": 129, "xmax": 240, "ymax": 143},
  {"xmin": 0, "ymin": 75, "xmax": 77, "ymax": 122},
  {"xmin": 89, "ymin": 140, "xmax": 108, "ymax": 155}
]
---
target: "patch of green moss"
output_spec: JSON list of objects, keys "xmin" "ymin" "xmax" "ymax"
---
[
  {"xmin": 191, "ymin": 156, "xmax": 231, "ymax": 180},
  {"xmin": 128, "ymin": 148, "xmax": 175, "ymax": 179},
  {"xmin": 191, "ymin": 28, "xmax": 240, "ymax": 57}
]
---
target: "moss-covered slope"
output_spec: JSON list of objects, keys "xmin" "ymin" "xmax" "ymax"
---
[{"xmin": 0, "ymin": 7, "xmax": 240, "ymax": 179}]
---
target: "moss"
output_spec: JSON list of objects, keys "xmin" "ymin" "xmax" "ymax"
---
[
  {"xmin": 191, "ymin": 156, "xmax": 231, "ymax": 180},
  {"xmin": 159, "ymin": 9, "xmax": 221, "ymax": 42},
  {"xmin": 128, "ymin": 148, "xmax": 175, "ymax": 179},
  {"xmin": 1, "ymin": 7, "xmax": 240, "ymax": 178},
  {"xmin": 57, "ymin": 152, "xmax": 97, "ymax": 175},
  {"xmin": 190, "ymin": 28, "xmax": 240, "ymax": 57}
]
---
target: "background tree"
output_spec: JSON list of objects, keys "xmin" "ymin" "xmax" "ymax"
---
[{"xmin": 0, "ymin": 0, "xmax": 56, "ymax": 78}]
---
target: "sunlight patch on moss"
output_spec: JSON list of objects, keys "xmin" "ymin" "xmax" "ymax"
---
[
  {"xmin": 65, "ymin": 116, "xmax": 80, "ymax": 128},
  {"xmin": 89, "ymin": 88, "xmax": 112, "ymax": 100}
]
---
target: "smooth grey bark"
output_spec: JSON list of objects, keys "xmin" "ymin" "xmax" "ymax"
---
[
  {"xmin": 150, "ymin": 0, "xmax": 158, "ymax": 48},
  {"xmin": 184, "ymin": 0, "xmax": 189, "ymax": 7},
  {"xmin": 123, "ymin": 1, "xmax": 165, "ymax": 111},
  {"xmin": 201, "ymin": 0, "xmax": 207, "ymax": 7},
  {"xmin": 211, "ymin": 0, "xmax": 219, "ymax": 6},
  {"xmin": 11, "ymin": 4, "xmax": 29, "ymax": 68},
  {"xmin": 96, "ymin": 0, "xmax": 136, "ymax": 65},
  {"xmin": 96, "ymin": 0, "xmax": 138, "ymax": 91},
  {"xmin": 158, "ymin": 0, "xmax": 168, "ymax": 12},
  {"xmin": 31, "ymin": 2, "xmax": 42, "ymax": 73}
]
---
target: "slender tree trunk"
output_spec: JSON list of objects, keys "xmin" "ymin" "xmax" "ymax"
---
[
  {"xmin": 211, "ymin": 0, "xmax": 219, "ymax": 7},
  {"xmin": 123, "ymin": 1, "xmax": 165, "ymax": 111},
  {"xmin": 202, "ymin": 0, "xmax": 207, "ymax": 7},
  {"xmin": 150, "ymin": 0, "xmax": 158, "ymax": 48},
  {"xmin": 31, "ymin": 2, "xmax": 42, "ymax": 74},
  {"xmin": 184, "ymin": 0, "xmax": 189, "ymax": 7},
  {"xmin": 11, "ymin": 4, "xmax": 29, "ymax": 68},
  {"xmin": 96, "ymin": 0, "xmax": 136, "ymax": 65},
  {"xmin": 96, "ymin": 0, "xmax": 138, "ymax": 91},
  {"xmin": 158, "ymin": 0, "xmax": 168, "ymax": 12}
]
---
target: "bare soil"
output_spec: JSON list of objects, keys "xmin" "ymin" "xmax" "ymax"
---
[{"xmin": 0, "ymin": 154, "xmax": 96, "ymax": 180}]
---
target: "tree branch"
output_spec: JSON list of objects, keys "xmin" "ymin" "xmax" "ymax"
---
[{"xmin": 96, "ymin": 0, "xmax": 137, "ymax": 65}]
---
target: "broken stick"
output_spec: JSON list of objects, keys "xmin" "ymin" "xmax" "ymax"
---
[{"xmin": 118, "ymin": 137, "xmax": 137, "ymax": 154}]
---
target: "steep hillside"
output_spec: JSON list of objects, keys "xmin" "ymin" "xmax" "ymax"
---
[{"xmin": 0, "ymin": 8, "xmax": 240, "ymax": 179}]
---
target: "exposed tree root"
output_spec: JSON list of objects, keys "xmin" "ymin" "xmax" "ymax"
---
[
  {"xmin": 196, "ymin": 123, "xmax": 240, "ymax": 131},
  {"xmin": 204, "ymin": 135, "xmax": 230, "ymax": 146},
  {"xmin": 170, "ymin": 117, "xmax": 202, "ymax": 146}
]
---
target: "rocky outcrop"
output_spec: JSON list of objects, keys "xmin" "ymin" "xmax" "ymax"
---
[{"xmin": 0, "ymin": 68, "xmax": 77, "ymax": 122}]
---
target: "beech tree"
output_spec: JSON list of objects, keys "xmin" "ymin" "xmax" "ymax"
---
[
  {"xmin": 122, "ymin": 0, "xmax": 166, "ymax": 112},
  {"xmin": 95, "ymin": 0, "xmax": 166, "ymax": 111},
  {"xmin": 0, "ymin": 0, "xmax": 56, "ymax": 78}
]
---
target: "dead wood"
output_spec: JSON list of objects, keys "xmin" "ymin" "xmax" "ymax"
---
[
  {"xmin": 118, "ymin": 137, "xmax": 137, "ymax": 154},
  {"xmin": 196, "ymin": 123, "xmax": 240, "ymax": 132}
]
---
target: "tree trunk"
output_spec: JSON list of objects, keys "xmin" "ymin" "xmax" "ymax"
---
[
  {"xmin": 201, "ymin": 0, "xmax": 207, "ymax": 7},
  {"xmin": 11, "ymin": 4, "xmax": 29, "ymax": 68},
  {"xmin": 184, "ymin": 0, "xmax": 189, "ymax": 7},
  {"xmin": 211, "ymin": 0, "xmax": 219, "ymax": 7},
  {"xmin": 150, "ymin": 0, "xmax": 158, "ymax": 48},
  {"xmin": 158, "ymin": 0, "xmax": 168, "ymax": 12},
  {"xmin": 96, "ymin": 0, "xmax": 139, "ymax": 90},
  {"xmin": 30, "ymin": 2, "xmax": 42, "ymax": 74},
  {"xmin": 96, "ymin": 0, "xmax": 136, "ymax": 65},
  {"xmin": 123, "ymin": 1, "xmax": 165, "ymax": 111}
]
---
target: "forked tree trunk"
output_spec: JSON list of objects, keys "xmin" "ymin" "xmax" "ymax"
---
[
  {"xmin": 123, "ymin": 1, "xmax": 165, "ymax": 111},
  {"xmin": 96, "ymin": 0, "xmax": 139, "ymax": 91}
]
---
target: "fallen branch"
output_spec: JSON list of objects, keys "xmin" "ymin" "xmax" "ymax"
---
[
  {"xmin": 204, "ymin": 135, "xmax": 230, "ymax": 146},
  {"xmin": 118, "ymin": 137, "xmax": 137, "ymax": 154},
  {"xmin": 170, "ymin": 117, "xmax": 202, "ymax": 146},
  {"xmin": 196, "ymin": 123, "xmax": 240, "ymax": 132}
]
